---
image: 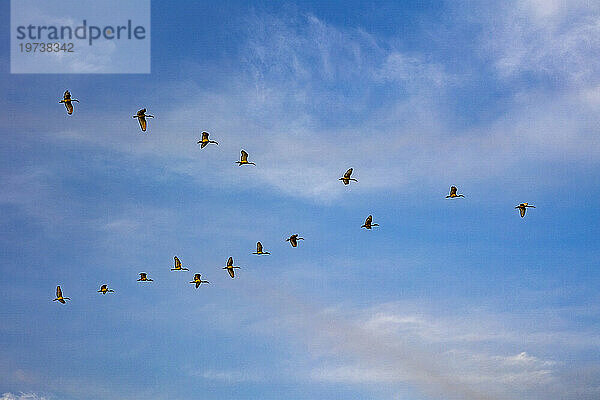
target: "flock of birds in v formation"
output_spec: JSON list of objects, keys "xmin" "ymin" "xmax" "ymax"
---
[{"xmin": 52, "ymin": 90, "xmax": 536, "ymax": 304}]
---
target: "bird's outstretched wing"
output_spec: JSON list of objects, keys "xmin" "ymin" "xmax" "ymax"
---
[
  {"xmin": 344, "ymin": 168, "xmax": 353, "ymax": 179},
  {"xmin": 65, "ymin": 101, "xmax": 73, "ymax": 115},
  {"xmin": 365, "ymin": 215, "xmax": 372, "ymax": 225},
  {"xmin": 241, "ymin": 150, "xmax": 248, "ymax": 162},
  {"xmin": 519, "ymin": 207, "xmax": 526, "ymax": 218},
  {"xmin": 174, "ymin": 256, "xmax": 182, "ymax": 269},
  {"xmin": 227, "ymin": 256, "xmax": 233, "ymax": 267},
  {"xmin": 257, "ymin": 242, "xmax": 263, "ymax": 252},
  {"xmin": 202, "ymin": 132, "xmax": 209, "ymax": 141},
  {"xmin": 227, "ymin": 268, "xmax": 235, "ymax": 278},
  {"xmin": 56, "ymin": 286, "xmax": 62, "ymax": 298},
  {"xmin": 450, "ymin": 186, "xmax": 457, "ymax": 196}
]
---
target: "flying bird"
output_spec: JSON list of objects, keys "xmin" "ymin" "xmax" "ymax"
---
[
  {"xmin": 59, "ymin": 90, "xmax": 79, "ymax": 115},
  {"xmin": 286, "ymin": 234, "xmax": 304, "ymax": 247},
  {"xmin": 361, "ymin": 215, "xmax": 379, "ymax": 229},
  {"xmin": 339, "ymin": 168, "xmax": 358, "ymax": 185},
  {"xmin": 53, "ymin": 286, "xmax": 70, "ymax": 304},
  {"xmin": 252, "ymin": 241, "xmax": 270, "ymax": 255},
  {"xmin": 190, "ymin": 273, "xmax": 210, "ymax": 288},
  {"xmin": 446, "ymin": 186, "xmax": 465, "ymax": 198},
  {"xmin": 171, "ymin": 256, "xmax": 189, "ymax": 271},
  {"xmin": 197, "ymin": 131, "xmax": 219, "ymax": 148},
  {"xmin": 223, "ymin": 256, "xmax": 240, "ymax": 278},
  {"xmin": 132, "ymin": 108, "xmax": 154, "ymax": 132},
  {"xmin": 137, "ymin": 272, "xmax": 153, "ymax": 282},
  {"xmin": 236, "ymin": 150, "xmax": 256, "ymax": 166},
  {"xmin": 515, "ymin": 203, "xmax": 535, "ymax": 218},
  {"xmin": 97, "ymin": 284, "xmax": 115, "ymax": 294}
]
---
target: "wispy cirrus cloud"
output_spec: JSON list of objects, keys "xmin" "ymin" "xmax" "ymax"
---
[
  {"xmin": 18, "ymin": 8, "xmax": 596, "ymax": 204},
  {"xmin": 191, "ymin": 369, "xmax": 264, "ymax": 384},
  {"xmin": 1, "ymin": 393, "xmax": 48, "ymax": 400},
  {"xmin": 479, "ymin": 0, "xmax": 600, "ymax": 84},
  {"xmin": 216, "ymin": 278, "xmax": 600, "ymax": 400}
]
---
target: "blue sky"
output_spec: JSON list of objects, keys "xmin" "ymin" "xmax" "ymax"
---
[{"xmin": 1, "ymin": 1, "xmax": 600, "ymax": 399}]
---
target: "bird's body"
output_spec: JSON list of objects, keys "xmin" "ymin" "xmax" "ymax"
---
[
  {"xmin": 446, "ymin": 186, "xmax": 465, "ymax": 198},
  {"xmin": 137, "ymin": 272, "xmax": 153, "ymax": 281},
  {"xmin": 53, "ymin": 285, "xmax": 70, "ymax": 304},
  {"xmin": 171, "ymin": 256, "xmax": 189, "ymax": 271},
  {"xmin": 516, "ymin": 202, "xmax": 535, "ymax": 218},
  {"xmin": 59, "ymin": 90, "xmax": 79, "ymax": 115},
  {"xmin": 223, "ymin": 256, "xmax": 240, "ymax": 278},
  {"xmin": 252, "ymin": 241, "xmax": 270, "ymax": 255},
  {"xmin": 339, "ymin": 168, "xmax": 358, "ymax": 185},
  {"xmin": 197, "ymin": 131, "xmax": 219, "ymax": 148},
  {"xmin": 133, "ymin": 108, "xmax": 154, "ymax": 132},
  {"xmin": 236, "ymin": 150, "xmax": 256, "ymax": 166},
  {"xmin": 97, "ymin": 284, "xmax": 115, "ymax": 294},
  {"xmin": 190, "ymin": 273, "xmax": 210, "ymax": 288},
  {"xmin": 286, "ymin": 234, "xmax": 304, "ymax": 247},
  {"xmin": 361, "ymin": 215, "xmax": 379, "ymax": 229}
]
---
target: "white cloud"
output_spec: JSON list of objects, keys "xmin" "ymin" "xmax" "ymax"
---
[
  {"xmin": 1, "ymin": 393, "xmax": 48, "ymax": 400},
  {"xmin": 14, "ymin": 8, "xmax": 600, "ymax": 207},
  {"xmin": 192, "ymin": 369, "xmax": 263, "ymax": 384},
  {"xmin": 218, "ymin": 280, "xmax": 600, "ymax": 400},
  {"xmin": 481, "ymin": 1, "xmax": 600, "ymax": 83}
]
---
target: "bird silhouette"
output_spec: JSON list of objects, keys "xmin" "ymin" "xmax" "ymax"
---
[
  {"xmin": 361, "ymin": 215, "xmax": 379, "ymax": 229},
  {"xmin": 446, "ymin": 186, "xmax": 465, "ymax": 198},
  {"xmin": 223, "ymin": 256, "xmax": 240, "ymax": 278},
  {"xmin": 190, "ymin": 273, "xmax": 210, "ymax": 288},
  {"xmin": 252, "ymin": 241, "xmax": 270, "ymax": 255},
  {"xmin": 339, "ymin": 168, "xmax": 358, "ymax": 185},
  {"xmin": 59, "ymin": 90, "xmax": 79, "ymax": 115},
  {"xmin": 137, "ymin": 272, "xmax": 153, "ymax": 282},
  {"xmin": 132, "ymin": 108, "xmax": 154, "ymax": 132},
  {"xmin": 171, "ymin": 256, "xmax": 189, "ymax": 271},
  {"xmin": 97, "ymin": 284, "xmax": 115, "ymax": 294},
  {"xmin": 197, "ymin": 131, "xmax": 219, "ymax": 148},
  {"xmin": 286, "ymin": 234, "xmax": 304, "ymax": 247},
  {"xmin": 53, "ymin": 286, "xmax": 71, "ymax": 304},
  {"xmin": 515, "ymin": 203, "xmax": 535, "ymax": 218},
  {"xmin": 236, "ymin": 150, "xmax": 256, "ymax": 166}
]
